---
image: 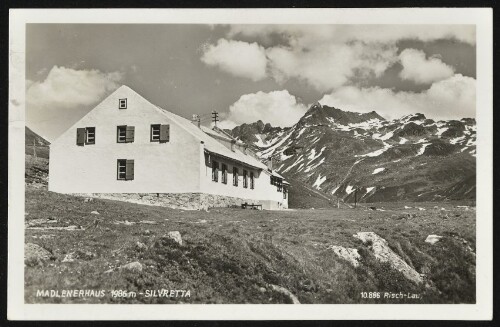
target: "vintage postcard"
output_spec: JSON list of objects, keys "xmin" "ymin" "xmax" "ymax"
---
[{"xmin": 8, "ymin": 8, "xmax": 493, "ymax": 320}]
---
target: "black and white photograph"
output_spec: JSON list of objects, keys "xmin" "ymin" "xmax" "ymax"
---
[{"xmin": 8, "ymin": 8, "xmax": 493, "ymax": 320}]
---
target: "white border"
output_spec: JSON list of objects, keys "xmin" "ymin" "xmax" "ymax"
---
[{"xmin": 8, "ymin": 8, "xmax": 493, "ymax": 321}]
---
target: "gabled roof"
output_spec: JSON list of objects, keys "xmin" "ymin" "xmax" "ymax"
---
[{"xmin": 153, "ymin": 105, "xmax": 269, "ymax": 171}]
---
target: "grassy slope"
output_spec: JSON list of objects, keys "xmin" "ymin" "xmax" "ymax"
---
[
  {"xmin": 25, "ymin": 127, "xmax": 50, "ymax": 159},
  {"xmin": 25, "ymin": 187, "xmax": 476, "ymax": 304}
]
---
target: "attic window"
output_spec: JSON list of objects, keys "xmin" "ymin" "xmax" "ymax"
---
[{"xmin": 119, "ymin": 98, "xmax": 127, "ymax": 109}]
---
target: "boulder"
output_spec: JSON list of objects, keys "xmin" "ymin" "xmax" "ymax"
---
[
  {"xmin": 166, "ymin": 231, "xmax": 183, "ymax": 246},
  {"xmin": 62, "ymin": 252, "xmax": 76, "ymax": 263},
  {"xmin": 327, "ymin": 245, "xmax": 361, "ymax": 267},
  {"xmin": 354, "ymin": 232, "xmax": 423, "ymax": 284},
  {"xmin": 91, "ymin": 211, "xmax": 100, "ymax": 215},
  {"xmin": 25, "ymin": 243, "xmax": 51, "ymax": 265},
  {"xmin": 120, "ymin": 261, "xmax": 143, "ymax": 272},
  {"xmin": 425, "ymin": 235, "xmax": 443, "ymax": 245}
]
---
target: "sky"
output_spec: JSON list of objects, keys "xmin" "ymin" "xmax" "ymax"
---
[{"xmin": 26, "ymin": 24, "xmax": 476, "ymax": 141}]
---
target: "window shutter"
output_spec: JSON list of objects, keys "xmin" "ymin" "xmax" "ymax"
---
[
  {"xmin": 160, "ymin": 124, "xmax": 170, "ymax": 142},
  {"xmin": 126, "ymin": 159, "xmax": 135, "ymax": 180},
  {"xmin": 125, "ymin": 126, "xmax": 135, "ymax": 143},
  {"xmin": 76, "ymin": 128, "xmax": 85, "ymax": 146}
]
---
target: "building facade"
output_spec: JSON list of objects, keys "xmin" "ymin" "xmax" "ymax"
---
[{"xmin": 49, "ymin": 86, "xmax": 288, "ymax": 210}]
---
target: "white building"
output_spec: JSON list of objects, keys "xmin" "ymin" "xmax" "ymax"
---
[{"xmin": 49, "ymin": 85, "xmax": 289, "ymax": 210}]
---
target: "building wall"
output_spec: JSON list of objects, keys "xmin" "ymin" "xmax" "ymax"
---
[
  {"xmin": 49, "ymin": 86, "xmax": 201, "ymax": 193},
  {"xmin": 199, "ymin": 153, "xmax": 288, "ymax": 209}
]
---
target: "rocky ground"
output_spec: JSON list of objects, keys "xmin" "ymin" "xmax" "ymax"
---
[{"xmin": 25, "ymin": 186, "xmax": 476, "ymax": 304}]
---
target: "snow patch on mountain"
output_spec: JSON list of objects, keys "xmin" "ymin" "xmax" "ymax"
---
[
  {"xmin": 416, "ymin": 143, "xmax": 431, "ymax": 156},
  {"xmin": 305, "ymin": 157, "xmax": 325, "ymax": 173},
  {"xmin": 450, "ymin": 136, "xmax": 466, "ymax": 145},
  {"xmin": 312, "ymin": 174, "xmax": 327, "ymax": 189},
  {"xmin": 372, "ymin": 168, "xmax": 385, "ymax": 175},
  {"xmin": 356, "ymin": 142, "xmax": 392, "ymax": 158}
]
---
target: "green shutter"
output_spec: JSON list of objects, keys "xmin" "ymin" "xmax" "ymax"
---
[
  {"xmin": 160, "ymin": 124, "xmax": 170, "ymax": 142},
  {"xmin": 126, "ymin": 159, "xmax": 134, "ymax": 180},
  {"xmin": 125, "ymin": 126, "xmax": 135, "ymax": 143},
  {"xmin": 76, "ymin": 128, "xmax": 85, "ymax": 146}
]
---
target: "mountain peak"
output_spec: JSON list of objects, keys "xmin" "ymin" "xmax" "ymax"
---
[{"xmin": 302, "ymin": 103, "xmax": 385, "ymax": 126}]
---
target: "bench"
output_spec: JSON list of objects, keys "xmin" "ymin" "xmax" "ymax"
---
[{"xmin": 241, "ymin": 202, "xmax": 262, "ymax": 210}]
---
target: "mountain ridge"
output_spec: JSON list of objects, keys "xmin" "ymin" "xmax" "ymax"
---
[{"xmin": 228, "ymin": 104, "xmax": 476, "ymax": 203}]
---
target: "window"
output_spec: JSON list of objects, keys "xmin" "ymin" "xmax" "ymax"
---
[
  {"xmin": 85, "ymin": 127, "xmax": 95, "ymax": 145},
  {"xmin": 250, "ymin": 172, "xmax": 254, "ymax": 189},
  {"xmin": 233, "ymin": 167, "xmax": 239, "ymax": 186},
  {"xmin": 270, "ymin": 176, "xmax": 275, "ymax": 185},
  {"xmin": 283, "ymin": 186, "xmax": 287, "ymax": 199},
  {"xmin": 212, "ymin": 161, "xmax": 219, "ymax": 182},
  {"xmin": 117, "ymin": 125, "xmax": 135, "ymax": 143},
  {"xmin": 119, "ymin": 98, "xmax": 127, "ymax": 109},
  {"xmin": 76, "ymin": 127, "xmax": 96, "ymax": 146},
  {"xmin": 221, "ymin": 164, "xmax": 228, "ymax": 184},
  {"xmin": 117, "ymin": 159, "xmax": 134, "ymax": 180},
  {"xmin": 150, "ymin": 124, "xmax": 170, "ymax": 142},
  {"xmin": 243, "ymin": 170, "xmax": 248, "ymax": 188},
  {"xmin": 151, "ymin": 124, "xmax": 160, "ymax": 141},
  {"xmin": 277, "ymin": 178, "xmax": 283, "ymax": 192}
]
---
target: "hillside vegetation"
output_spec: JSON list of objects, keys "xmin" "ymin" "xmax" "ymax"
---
[{"xmin": 25, "ymin": 185, "xmax": 475, "ymax": 304}]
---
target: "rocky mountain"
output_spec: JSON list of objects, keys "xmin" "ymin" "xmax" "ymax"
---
[
  {"xmin": 229, "ymin": 103, "xmax": 476, "ymax": 203},
  {"xmin": 227, "ymin": 120, "xmax": 284, "ymax": 146}
]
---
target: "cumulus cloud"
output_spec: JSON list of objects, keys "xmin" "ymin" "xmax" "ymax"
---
[
  {"xmin": 201, "ymin": 39, "xmax": 267, "ymax": 81},
  {"xmin": 319, "ymin": 74, "xmax": 475, "ymax": 120},
  {"xmin": 267, "ymin": 42, "xmax": 397, "ymax": 92},
  {"xmin": 399, "ymin": 48, "xmax": 454, "ymax": 84},
  {"xmin": 220, "ymin": 90, "xmax": 307, "ymax": 128},
  {"xmin": 27, "ymin": 66, "xmax": 124, "ymax": 140}
]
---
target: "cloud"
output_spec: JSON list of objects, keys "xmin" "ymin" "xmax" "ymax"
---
[
  {"xmin": 201, "ymin": 39, "xmax": 267, "ymax": 81},
  {"xmin": 267, "ymin": 42, "xmax": 397, "ymax": 92},
  {"xmin": 319, "ymin": 74, "xmax": 475, "ymax": 120},
  {"xmin": 227, "ymin": 25, "xmax": 476, "ymax": 46},
  {"xmin": 26, "ymin": 66, "xmax": 124, "ymax": 140},
  {"xmin": 220, "ymin": 90, "xmax": 307, "ymax": 128},
  {"xmin": 399, "ymin": 48, "xmax": 454, "ymax": 84}
]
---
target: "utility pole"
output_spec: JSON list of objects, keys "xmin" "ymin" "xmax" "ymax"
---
[{"xmin": 211, "ymin": 110, "xmax": 219, "ymax": 127}]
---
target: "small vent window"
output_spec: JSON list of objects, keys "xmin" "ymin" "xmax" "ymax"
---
[{"xmin": 119, "ymin": 98, "xmax": 127, "ymax": 109}]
